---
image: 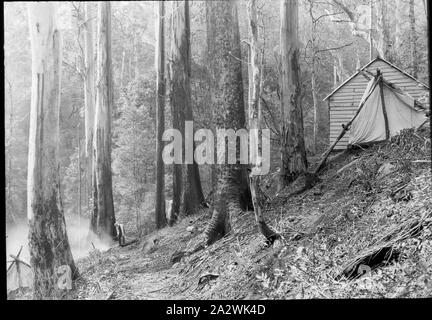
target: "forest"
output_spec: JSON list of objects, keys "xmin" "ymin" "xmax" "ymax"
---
[{"xmin": 5, "ymin": 1, "xmax": 432, "ymax": 300}]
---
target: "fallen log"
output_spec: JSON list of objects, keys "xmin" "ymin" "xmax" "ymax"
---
[
  {"xmin": 336, "ymin": 211, "xmax": 431, "ymax": 280},
  {"xmin": 120, "ymin": 238, "xmax": 138, "ymax": 247}
]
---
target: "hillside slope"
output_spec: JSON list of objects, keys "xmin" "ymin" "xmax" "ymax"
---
[{"xmin": 69, "ymin": 126, "xmax": 431, "ymax": 299}]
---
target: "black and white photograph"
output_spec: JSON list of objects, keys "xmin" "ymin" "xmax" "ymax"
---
[{"xmin": 4, "ymin": 0, "xmax": 432, "ymax": 305}]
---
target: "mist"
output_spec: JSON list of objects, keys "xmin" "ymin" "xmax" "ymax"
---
[{"xmin": 6, "ymin": 215, "xmax": 112, "ymax": 268}]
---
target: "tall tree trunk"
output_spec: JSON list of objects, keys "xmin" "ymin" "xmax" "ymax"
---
[
  {"xmin": 409, "ymin": 0, "xmax": 418, "ymax": 78},
  {"xmin": 205, "ymin": 3, "xmax": 218, "ymax": 199},
  {"xmin": 170, "ymin": 0, "xmax": 205, "ymax": 218},
  {"xmin": 393, "ymin": 0, "xmax": 403, "ymax": 60},
  {"xmin": 120, "ymin": 50, "xmax": 126, "ymax": 87},
  {"xmin": 27, "ymin": 2, "xmax": 77, "ymax": 299},
  {"xmin": 91, "ymin": 1, "xmax": 116, "ymax": 240},
  {"xmin": 204, "ymin": 0, "xmax": 252, "ymax": 245},
  {"xmin": 6, "ymin": 79, "xmax": 17, "ymax": 224},
  {"xmin": 248, "ymin": 0, "xmax": 278, "ymax": 244},
  {"xmin": 134, "ymin": 35, "xmax": 139, "ymax": 80},
  {"xmin": 309, "ymin": 1, "xmax": 318, "ymax": 153},
  {"xmin": 155, "ymin": 1, "xmax": 167, "ymax": 229},
  {"xmin": 279, "ymin": 0, "xmax": 307, "ymax": 189},
  {"xmin": 376, "ymin": 0, "xmax": 390, "ymax": 59},
  {"xmin": 84, "ymin": 1, "xmax": 95, "ymax": 223},
  {"xmin": 369, "ymin": 0, "xmax": 374, "ymax": 60}
]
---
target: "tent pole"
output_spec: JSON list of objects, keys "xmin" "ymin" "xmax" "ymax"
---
[{"xmin": 378, "ymin": 73, "xmax": 391, "ymax": 140}]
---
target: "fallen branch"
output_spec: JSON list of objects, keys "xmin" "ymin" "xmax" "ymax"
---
[
  {"xmin": 336, "ymin": 211, "xmax": 432, "ymax": 280},
  {"xmin": 120, "ymin": 239, "xmax": 138, "ymax": 247}
]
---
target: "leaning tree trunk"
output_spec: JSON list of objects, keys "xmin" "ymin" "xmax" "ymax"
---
[
  {"xmin": 170, "ymin": 0, "xmax": 205, "ymax": 218},
  {"xmin": 84, "ymin": 1, "xmax": 95, "ymax": 222},
  {"xmin": 155, "ymin": 1, "xmax": 167, "ymax": 229},
  {"xmin": 205, "ymin": 0, "xmax": 252, "ymax": 245},
  {"xmin": 27, "ymin": 2, "xmax": 77, "ymax": 299},
  {"xmin": 409, "ymin": 0, "xmax": 418, "ymax": 78},
  {"xmin": 91, "ymin": 1, "xmax": 116, "ymax": 240},
  {"xmin": 247, "ymin": 0, "xmax": 279, "ymax": 244},
  {"xmin": 279, "ymin": 0, "xmax": 307, "ymax": 189}
]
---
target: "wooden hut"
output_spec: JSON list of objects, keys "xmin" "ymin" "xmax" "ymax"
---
[{"xmin": 323, "ymin": 57, "xmax": 429, "ymax": 149}]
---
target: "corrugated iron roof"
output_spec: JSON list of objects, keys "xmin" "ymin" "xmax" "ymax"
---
[{"xmin": 323, "ymin": 56, "xmax": 429, "ymax": 101}]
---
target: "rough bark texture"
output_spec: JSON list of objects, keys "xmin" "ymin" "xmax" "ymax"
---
[
  {"xmin": 155, "ymin": 1, "xmax": 167, "ymax": 229},
  {"xmin": 91, "ymin": 2, "xmax": 116, "ymax": 240},
  {"xmin": 279, "ymin": 0, "xmax": 307, "ymax": 189},
  {"xmin": 248, "ymin": 0, "xmax": 279, "ymax": 244},
  {"xmin": 205, "ymin": 3, "xmax": 218, "ymax": 198},
  {"xmin": 409, "ymin": 0, "xmax": 418, "ymax": 78},
  {"xmin": 170, "ymin": 0, "xmax": 205, "ymax": 218},
  {"xmin": 205, "ymin": 0, "xmax": 252, "ymax": 245},
  {"xmin": 27, "ymin": 2, "xmax": 77, "ymax": 299},
  {"xmin": 84, "ymin": 2, "xmax": 95, "ymax": 220}
]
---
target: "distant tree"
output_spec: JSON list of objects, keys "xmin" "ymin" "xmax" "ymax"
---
[
  {"xmin": 409, "ymin": 0, "xmax": 418, "ymax": 78},
  {"xmin": 376, "ymin": 0, "xmax": 390, "ymax": 60},
  {"xmin": 155, "ymin": 1, "xmax": 167, "ymax": 229},
  {"xmin": 205, "ymin": 0, "xmax": 252, "ymax": 245},
  {"xmin": 27, "ymin": 2, "xmax": 77, "ymax": 298},
  {"xmin": 279, "ymin": 0, "xmax": 307, "ymax": 189},
  {"xmin": 91, "ymin": 1, "xmax": 116, "ymax": 239}
]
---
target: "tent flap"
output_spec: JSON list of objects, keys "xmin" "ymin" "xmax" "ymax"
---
[{"xmin": 349, "ymin": 79, "xmax": 426, "ymax": 146}]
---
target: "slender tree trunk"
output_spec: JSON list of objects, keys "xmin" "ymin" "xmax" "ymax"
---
[
  {"xmin": 27, "ymin": 2, "xmax": 76, "ymax": 299},
  {"xmin": 376, "ymin": 0, "xmax": 390, "ymax": 59},
  {"xmin": 170, "ymin": 0, "xmax": 205, "ymax": 218},
  {"xmin": 77, "ymin": 124, "xmax": 82, "ymax": 219},
  {"xmin": 84, "ymin": 1, "xmax": 95, "ymax": 222},
  {"xmin": 409, "ymin": 0, "xmax": 418, "ymax": 78},
  {"xmin": 205, "ymin": 0, "xmax": 251, "ymax": 245},
  {"xmin": 393, "ymin": 0, "xmax": 403, "ymax": 60},
  {"xmin": 205, "ymin": 3, "xmax": 218, "ymax": 199},
  {"xmin": 6, "ymin": 79, "xmax": 17, "ymax": 224},
  {"xmin": 134, "ymin": 35, "xmax": 139, "ymax": 80},
  {"xmin": 120, "ymin": 50, "xmax": 126, "ymax": 87},
  {"xmin": 91, "ymin": 1, "xmax": 116, "ymax": 240},
  {"xmin": 309, "ymin": 1, "xmax": 318, "ymax": 153},
  {"xmin": 279, "ymin": 0, "xmax": 307, "ymax": 189},
  {"xmin": 369, "ymin": 0, "xmax": 374, "ymax": 60},
  {"xmin": 155, "ymin": 1, "xmax": 167, "ymax": 229},
  {"xmin": 248, "ymin": 0, "xmax": 278, "ymax": 244}
]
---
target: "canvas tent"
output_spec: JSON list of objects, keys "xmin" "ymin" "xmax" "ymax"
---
[
  {"xmin": 314, "ymin": 70, "xmax": 428, "ymax": 173},
  {"xmin": 324, "ymin": 57, "xmax": 429, "ymax": 150},
  {"xmin": 349, "ymin": 72, "xmax": 427, "ymax": 146}
]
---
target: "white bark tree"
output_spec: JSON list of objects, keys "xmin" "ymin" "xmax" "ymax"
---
[{"xmin": 27, "ymin": 2, "xmax": 76, "ymax": 299}]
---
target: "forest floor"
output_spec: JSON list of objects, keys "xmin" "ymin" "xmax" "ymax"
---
[
  {"xmin": 69, "ymin": 126, "xmax": 431, "ymax": 299},
  {"xmin": 9, "ymin": 127, "xmax": 432, "ymax": 300}
]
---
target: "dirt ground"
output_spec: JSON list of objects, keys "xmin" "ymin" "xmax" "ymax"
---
[{"xmin": 9, "ymin": 127, "xmax": 432, "ymax": 300}]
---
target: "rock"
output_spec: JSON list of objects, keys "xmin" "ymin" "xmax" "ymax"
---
[
  {"xmin": 186, "ymin": 226, "xmax": 195, "ymax": 233},
  {"xmin": 376, "ymin": 162, "xmax": 396, "ymax": 180},
  {"xmin": 171, "ymin": 251, "xmax": 185, "ymax": 264},
  {"xmin": 141, "ymin": 236, "xmax": 159, "ymax": 254}
]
